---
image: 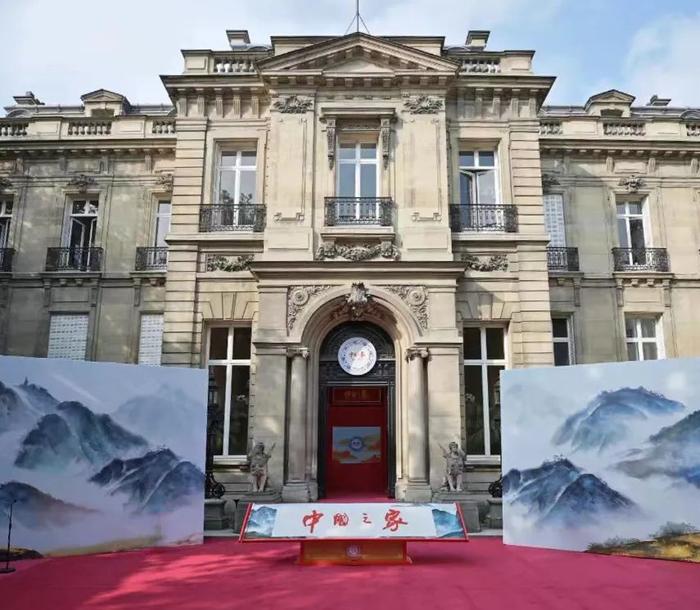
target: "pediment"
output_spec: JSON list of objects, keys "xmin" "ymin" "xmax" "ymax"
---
[
  {"xmin": 258, "ymin": 32, "xmax": 458, "ymax": 75},
  {"xmin": 80, "ymin": 89, "xmax": 128, "ymax": 103},
  {"xmin": 585, "ymin": 89, "xmax": 635, "ymax": 108}
]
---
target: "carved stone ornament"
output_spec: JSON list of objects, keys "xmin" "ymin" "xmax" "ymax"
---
[
  {"xmin": 383, "ymin": 285, "xmax": 429, "ymax": 330},
  {"xmin": 619, "ymin": 174, "xmax": 644, "ymax": 193},
  {"xmin": 541, "ymin": 173, "xmax": 560, "ymax": 190},
  {"xmin": 67, "ymin": 173, "xmax": 96, "ymax": 193},
  {"xmin": 206, "ymin": 254, "xmax": 253, "ymax": 272},
  {"xmin": 157, "ymin": 173, "xmax": 173, "ymax": 192},
  {"xmin": 287, "ymin": 285, "xmax": 333, "ymax": 331},
  {"xmin": 463, "ymin": 253, "xmax": 509, "ymax": 272},
  {"xmin": 439, "ymin": 441, "xmax": 467, "ymax": 492},
  {"xmin": 403, "ymin": 95, "xmax": 444, "ymax": 114},
  {"xmin": 345, "ymin": 282, "xmax": 372, "ymax": 320},
  {"xmin": 315, "ymin": 241, "xmax": 400, "ymax": 261},
  {"xmin": 326, "ymin": 118, "xmax": 336, "ymax": 168},
  {"xmin": 0, "ymin": 177, "xmax": 11, "ymax": 190},
  {"xmin": 272, "ymin": 95, "xmax": 313, "ymax": 114},
  {"xmin": 380, "ymin": 118, "xmax": 391, "ymax": 168},
  {"xmin": 247, "ymin": 441, "xmax": 275, "ymax": 493}
]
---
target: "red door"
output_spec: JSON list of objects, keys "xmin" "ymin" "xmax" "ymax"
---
[{"xmin": 326, "ymin": 387, "xmax": 387, "ymax": 496}]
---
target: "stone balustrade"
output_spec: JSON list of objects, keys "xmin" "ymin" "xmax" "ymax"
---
[
  {"xmin": 0, "ymin": 122, "xmax": 28, "ymax": 137},
  {"xmin": 151, "ymin": 120, "xmax": 176, "ymax": 134},
  {"xmin": 686, "ymin": 123, "xmax": 700, "ymax": 137},
  {"xmin": 67, "ymin": 120, "xmax": 112, "ymax": 136},
  {"xmin": 603, "ymin": 121, "xmax": 646, "ymax": 136},
  {"xmin": 460, "ymin": 58, "xmax": 501, "ymax": 73},
  {"xmin": 539, "ymin": 120, "xmax": 562, "ymax": 135},
  {"xmin": 212, "ymin": 55, "xmax": 258, "ymax": 73}
]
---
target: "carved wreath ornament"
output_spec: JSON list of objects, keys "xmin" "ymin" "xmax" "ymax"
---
[
  {"xmin": 403, "ymin": 95, "xmax": 444, "ymax": 114},
  {"xmin": 272, "ymin": 95, "xmax": 313, "ymax": 114},
  {"xmin": 315, "ymin": 241, "xmax": 400, "ymax": 261}
]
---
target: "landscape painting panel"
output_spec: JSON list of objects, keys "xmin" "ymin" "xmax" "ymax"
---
[
  {"xmin": 501, "ymin": 357, "xmax": 700, "ymax": 562},
  {"xmin": 0, "ymin": 355, "xmax": 207, "ymax": 557}
]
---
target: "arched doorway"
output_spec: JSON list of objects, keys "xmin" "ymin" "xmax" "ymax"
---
[{"xmin": 318, "ymin": 321, "xmax": 396, "ymax": 498}]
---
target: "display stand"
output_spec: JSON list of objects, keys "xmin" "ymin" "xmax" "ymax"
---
[{"xmin": 299, "ymin": 539, "xmax": 411, "ymax": 565}]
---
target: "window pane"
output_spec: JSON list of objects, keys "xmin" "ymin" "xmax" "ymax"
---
[
  {"xmin": 628, "ymin": 202, "xmax": 642, "ymax": 215},
  {"xmin": 459, "ymin": 151, "xmax": 475, "ymax": 167},
  {"xmin": 617, "ymin": 218, "xmax": 629, "ymax": 247},
  {"xmin": 627, "ymin": 342, "xmax": 639, "ymax": 361},
  {"xmin": 476, "ymin": 170, "xmax": 496, "ymax": 204},
  {"xmin": 209, "ymin": 327, "xmax": 229, "ymax": 360},
  {"xmin": 554, "ymin": 342, "xmax": 570, "ymax": 366},
  {"xmin": 478, "ymin": 151, "xmax": 495, "ymax": 166},
  {"xmin": 339, "ymin": 144, "xmax": 355, "ymax": 160},
  {"xmin": 219, "ymin": 170, "xmax": 237, "ymax": 204},
  {"xmin": 220, "ymin": 152, "xmax": 237, "ymax": 166},
  {"xmin": 640, "ymin": 319, "xmax": 656, "ymax": 338},
  {"xmin": 232, "ymin": 327, "xmax": 252, "ymax": 359},
  {"xmin": 487, "ymin": 366, "xmax": 503, "ymax": 455},
  {"xmin": 360, "ymin": 164, "xmax": 376, "ymax": 197},
  {"xmin": 552, "ymin": 318, "xmax": 569, "ymax": 338},
  {"xmin": 625, "ymin": 317, "xmax": 637, "ymax": 338},
  {"xmin": 207, "ymin": 366, "xmax": 227, "ymax": 456},
  {"xmin": 486, "ymin": 328, "xmax": 504, "ymax": 359},
  {"xmin": 464, "ymin": 365, "xmax": 485, "ymax": 455},
  {"xmin": 643, "ymin": 343, "xmax": 658, "ymax": 360},
  {"xmin": 463, "ymin": 328, "xmax": 481, "ymax": 359},
  {"xmin": 4, "ymin": 201, "xmax": 13, "ymax": 215},
  {"xmin": 240, "ymin": 151, "xmax": 257, "ymax": 166},
  {"xmin": 360, "ymin": 143, "xmax": 377, "ymax": 159},
  {"xmin": 616, "ymin": 202, "xmax": 627, "ymax": 216},
  {"xmin": 629, "ymin": 218, "xmax": 645, "ymax": 249},
  {"xmin": 459, "ymin": 172, "xmax": 474, "ymax": 206},
  {"xmin": 229, "ymin": 366, "xmax": 250, "ymax": 455},
  {"xmin": 238, "ymin": 170, "xmax": 256, "ymax": 203},
  {"xmin": 338, "ymin": 164, "xmax": 355, "ymax": 197}
]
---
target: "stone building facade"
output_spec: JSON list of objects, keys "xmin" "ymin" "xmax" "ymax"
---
[{"xmin": 1, "ymin": 29, "xmax": 699, "ymax": 508}]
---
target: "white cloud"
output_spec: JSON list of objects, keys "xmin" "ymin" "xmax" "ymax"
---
[{"xmin": 622, "ymin": 12, "xmax": 700, "ymax": 106}]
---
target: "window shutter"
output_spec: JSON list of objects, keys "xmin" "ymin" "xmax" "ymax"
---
[
  {"xmin": 138, "ymin": 314, "xmax": 164, "ymax": 366},
  {"xmin": 47, "ymin": 314, "xmax": 89, "ymax": 360},
  {"xmin": 543, "ymin": 194, "xmax": 566, "ymax": 247}
]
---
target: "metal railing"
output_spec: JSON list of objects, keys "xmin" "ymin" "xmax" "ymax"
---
[
  {"xmin": 135, "ymin": 247, "xmax": 168, "ymax": 271},
  {"xmin": 612, "ymin": 247, "xmax": 669, "ymax": 272},
  {"xmin": 547, "ymin": 247, "xmax": 579, "ymax": 271},
  {"xmin": 448, "ymin": 204, "xmax": 518, "ymax": 232},
  {"xmin": 324, "ymin": 197, "xmax": 393, "ymax": 226},
  {"xmin": 46, "ymin": 247, "xmax": 103, "ymax": 272},
  {"xmin": 199, "ymin": 204, "xmax": 266, "ymax": 232},
  {"xmin": 0, "ymin": 248, "xmax": 14, "ymax": 272}
]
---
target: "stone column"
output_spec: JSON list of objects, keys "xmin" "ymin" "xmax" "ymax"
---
[
  {"xmin": 404, "ymin": 346, "xmax": 432, "ymax": 502},
  {"xmin": 282, "ymin": 346, "xmax": 311, "ymax": 501}
]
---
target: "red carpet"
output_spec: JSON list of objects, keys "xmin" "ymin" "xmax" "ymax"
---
[{"xmin": 1, "ymin": 538, "xmax": 698, "ymax": 610}]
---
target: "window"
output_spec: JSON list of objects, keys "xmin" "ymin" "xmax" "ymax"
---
[
  {"xmin": 543, "ymin": 194, "xmax": 566, "ymax": 247},
  {"xmin": 47, "ymin": 314, "xmax": 88, "ymax": 360},
  {"xmin": 552, "ymin": 317, "xmax": 574, "ymax": 366},
  {"xmin": 66, "ymin": 200, "xmax": 98, "ymax": 249},
  {"xmin": 217, "ymin": 150, "xmax": 257, "ymax": 205},
  {"xmin": 625, "ymin": 316, "xmax": 663, "ymax": 361},
  {"xmin": 0, "ymin": 198, "xmax": 12, "ymax": 248},
  {"xmin": 463, "ymin": 326, "xmax": 506, "ymax": 458},
  {"xmin": 616, "ymin": 201, "xmax": 648, "ymax": 265},
  {"xmin": 153, "ymin": 202, "xmax": 171, "ymax": 248},
  {"xmin": 206, "ymin": 325, "xmax": 252, "ymax": 456},
  {"xmin": 138, "ymin": 314, "xmax": 164, "ymax": 366},
  {"xmin": 336, "ymin": 141, "xmax": 379, "ymax": 221},
  {"xmin": 459, "ymin": 150, "xmax": 497, "ymax": 205}
]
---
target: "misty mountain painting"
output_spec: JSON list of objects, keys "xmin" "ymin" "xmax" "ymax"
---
[
  {"xmin": 0, "ymin": 355, "xmax": 207, "ymax": 557},
  {"xmin": 501, "ymin": 357, "xmax": 700, "ymax": 562}
]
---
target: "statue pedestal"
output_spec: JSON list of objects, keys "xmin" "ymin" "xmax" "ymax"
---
[
  {"xmin": 486, "ymin": 498, "xmax": 503, "ymax": 529},
  {"xmin": 204, "ymin": 498, "xmax": 229, "ymax": 531},
  {"xmin": 281, "ymin": 481, "xmax": 312, "ymax": 502},
  {"xmin": 235, "ymin": 490, "xmax": 282, "ymax": 533},
  {"xmin": 432, "ymin": 491, "xmax": 482, "ymax": 533}
]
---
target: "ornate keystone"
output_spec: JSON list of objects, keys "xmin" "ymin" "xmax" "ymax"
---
[
  {"xmin": 541, "ymin": 173, "xmax": 560, "ymax": 190},
  {"xmin": 345, "ymin": 282, "xmax": 372, "ymax": 319},
  {"xmin": 67, "ymin": 173, "xmax": 96, "ymax": 193},
  {"xmin": 403, "ymin": 95, "xmax": 443, "ymax": 114},
  {"xmin": 0, "ymin": 177, "xmax": 11, "ymax": 190},
  {"xmin": 618, "ymin": 174, "xmax": 644, "ymax": 193},
  {"xmin": 272, "ymin": 95, "xmax": 313, "ymax": 114},
  {"xmin": 156, "ymin": 173, "xmax": 173, "ymax": 192}
]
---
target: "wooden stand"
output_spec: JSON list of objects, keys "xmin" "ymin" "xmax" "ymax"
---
[{"xmin": 299, "ymin": 539, "xmax": 411, "ymax": 565}]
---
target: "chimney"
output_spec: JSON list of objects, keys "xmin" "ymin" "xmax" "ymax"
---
[
  {"xmin": 647, "ymin": 94, "xmax": 671, "ymax": 107},
  {"xmin": 465, "ymin": 30, "xmax": 490, "ymax": 49},
  {"xmin": 13, "ymin": 91, "xmax": 43, "ymax": 106},
  {"xmin": 227, "ymin": 30, "xmax": 251, "ymax": 48}
]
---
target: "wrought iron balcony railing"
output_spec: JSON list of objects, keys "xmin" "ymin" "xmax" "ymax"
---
[
  {"xmin": 46, "ymin": 247, "xmax": 103, "ymax": 272},
  {"xmin": 0, "ymin": 248, "xmax": 14, "ymax": 272},
  {"xmin": 612, "ymin": 247, "xmax": 669, "ymax": 272},
  {"xmin": 448, "ymin": 204, "xmax": 518, "ymax": 232},
  {"xmin": 324, "ymin": 197, "xmax": 393, "ymax": 227},
  {"xmin": 547, "ymin": 247, "xmax": 580, "ymax": 271},
  {"xmin": 199, "ymin": 204, "xmax": 266, "ymax": 232},
  {"xmin": 135, "ymin": 247, "xmax": 168, "ymax": 271}
]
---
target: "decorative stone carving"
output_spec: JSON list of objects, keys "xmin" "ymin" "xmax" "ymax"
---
[
  {"xmin": 206, "ymin": 254, "xmax": 253, "ymax": 272},
  {"xmin": 345, "ymin": 282, "xmax": 372, "ymax": 319},
  {"xmin": 383, "ymin": 285, "xmax": 429, "ymax": 330},
  {"xmin": 287, "ymin": 285, "xmax": 333, "ymax": 331},
  {"xmin": 405, "ymin": 346, "xmax": 430, "ymax": 360},
  {"xmin": 326, "ymin": 118, "xmax": 336, "ymax": 168},
  {"xmin": 315, "ymin": 241, "xmax": 400, "ymax": 261},
  {"xmin": 380, "ymin": 118, "xmax": 391, "ymax": 168},
  {"xmin": 156, "ymin": 173, "xmax": 173, "ymax": 192},
  {"xmin": 0, "ymin": 177, "xmax": 11, "ymax": 190},
  {"xmin": 439, "ymin": 442, "xmax": 467, "ymax": 492},
  {"xmin": 463, "ymin": 253, "xmax": 509, "ymax": 272},
  {"xmin": 247, "ymin": 441, "xmax": 275, "ymax": 493},
  {"xmin": 286, "ymin": 346, "xmax": 310, "ymax": 359},
  {"xmin": 541, "ymin": 173, "xmax": 560, "ymax": 190},
  {"xmin": 619, "ymin": 174, "xmax": 644, "ymax": 193},
  {"xmin": 272, "ymin": 95, "xmax": 313, "ymax": 114},
  {"xmin": 66, "ymin": 173, "xmax": 96, "ymax": 193},
  {"xmin": 403, "ymin": 95, "xmax": 443, "ymax": 114}
]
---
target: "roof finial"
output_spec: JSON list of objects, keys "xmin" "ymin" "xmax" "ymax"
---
[{"xmin": 344, "ymin": 0, "xmax": 370, "ymax": 35}]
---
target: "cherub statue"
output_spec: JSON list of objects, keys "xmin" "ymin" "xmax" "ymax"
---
[
  {"xmin": 439, "ymin": 441, "xmax": 467, "ymax": 492},
  {"xmin": 247, "ymin": 441, "xmax": 275, "ymax": 492}
]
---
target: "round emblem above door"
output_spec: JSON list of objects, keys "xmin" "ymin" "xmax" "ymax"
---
[{"xmin": 337, "ymin": 337, "xmax": 377, "ymax": 376}]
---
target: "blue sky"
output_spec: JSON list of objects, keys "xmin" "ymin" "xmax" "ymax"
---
[{"xmin": 1, "ymin": 0, "xmax": 699, "ymax": 108}]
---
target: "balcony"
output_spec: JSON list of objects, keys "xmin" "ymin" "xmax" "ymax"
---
[
  {"xmin": 46, "ymin": 247, "xmax": 103, "ymax": 272},
  {"xmin": 547, "ymin": 247, "xmax": 579, "ymax": 271},
  {"xmin": 135, "ymin": 247, "xmax": 167, "ymax": 271},
  {"xmin": 0, "ymin": 248, "xmax": 15, "ymax": 272},
  {"xmin": 199, "ymin": 204, "xmax": 266, "ymax": 232},
  {"xmin": 612, "ymin": 247, "xmax": 669, "ymax": 272},
  {"xmin": 324, "ymin": 197, "xmax": 393, "ymax": 227},
  {"xmin": 449, "ymin": 204, "xmax": 518, "ymax": 232}
]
